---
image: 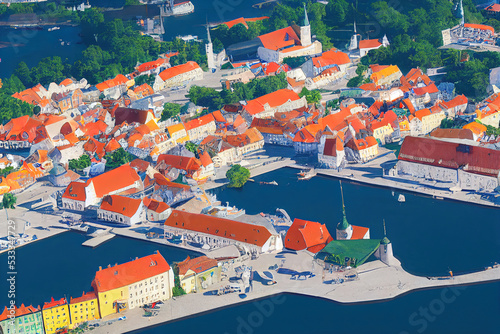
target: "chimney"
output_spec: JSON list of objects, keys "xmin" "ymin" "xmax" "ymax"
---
[{"xmin": 98, "ymin": 266, "xmax": 102, "ymax": 271}]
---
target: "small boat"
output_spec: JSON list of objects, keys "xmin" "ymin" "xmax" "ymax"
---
[
  {"xmin": 69, "ymin": 223, "xmax": 89, "ymax": 233},
  {"xmin": 298, "ymin": 168, "xmax": 316, "ymax": 180},
  {"xmin": 398, "ymin": 194, "xmax": 405, "ymax": 203},
  {"xmin": 260, "ymin": 181, "xmax": 278, "ymax": 186},
  {"xmin": 48, "ymin": 27, "xmax": 60, "ymax": 31}
]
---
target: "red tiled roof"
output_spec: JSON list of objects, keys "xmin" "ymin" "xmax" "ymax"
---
[
  {"xmin": 43, "ymin": 297, "xmax": 67, "ymax": 310},
  {"xmin": 486, "ymin": 4, "xmax": 500, "ymax": 12},
  {"xmin": 415, "ymin": 108, "xmax": 431, "ymax": 120},
  {"xmin": 62, "ymin": 181, "xmax": 87, "ymax": 201},
  {"xmin": 258, "ymin": 26, "xmax": 300, "ymax": 51},
  {"xmin": 105, "ymin": 138, "xmax": 121, "ymax": 153},
  {"xmin": 96, "ymin": 74, "xmax": 128, "ymax": 92},
  {"xmin": 0, "ymin": 304, "xmax": 40, "ymax": 321},
  {"xmin": 199, "ymin": 151, "xmax": 213, "ymax": 167},
  {"xmin": 145, "ymin": 198, "xmax": 170, "ymax": 213},
  {"xmin": 293, "ymin": 124, "xmax": 322, "ymax": 143},
  {"xmin": 313, "ymin": 49, "xmax": 350, "ymax": 68},
  {"xmin": 359, "ymin": 39, "xmax": 382, "ymax": 49},
  {"xmin": 137, "ymin": 58, "xmax": 168, "ymax": 73},
  {"xmin": 430, "ymin": 128, "xmax": 474, "ymax": 140},
  {"xmin": 464, "ymin": 23, "xmax": 494, "ymax": 34},
  {"xmin": 413, "ymin": 83, "xmax": 438, "ymax": 96},
  {"xmin": 165, "ymin": 210, "xmax": 273, "ymax": 247},
  {"xmin": 399, "ymin": 136, "xmax": 500, "ymax": 177},
  {"xmin": 100, "ymin": 195, "xmax": 142, "ymax": 218},
  {"xmin": 177, "ymin": 256, "xmax": 218, "ymax": 276},
  {"xmin": 284, "ymin": 218, "xmax": 333, "ymax": 252},
  {"xmin": 157, "ymin": 154, "xmax": 201, "ymax": 172},
  {"xmin": 60, "ymin": 78, "xmax": 73, "ymax": 86},
  {"xmin": 90, "ymin": 163, "xmax": 142, "ymax": 198},
  {"xmin": 351, "ymin": 225, "xmax": 370, "ymax": 240},
  {"xmin": 184, "ymin": 113, "xmax": 215, "ymax": 131},
  {"xmin": 212, "ymin": 110, "xmax": 226, "ymax": 123},
  {"xmin": 70, "ymin": 291, "xmax": 97, "ymax": 304},
  {"xmin": 244, "ymin": 89, "xmax": 301, "ymax": 116},
  {"xmin": 441, "ymin": 94, "xmax": 467, "ymax": 109},
  {"xmin": 159, "ymin": 61, "xmax": 200, "ymax": 82},
  {"xmin": 92, "ymin": 253, "xmax": 171, "ymax": 292}
]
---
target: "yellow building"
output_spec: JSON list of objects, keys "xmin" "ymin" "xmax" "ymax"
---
[
  {"xmin": 69, "ymin": 291, "xmax": 100, "ymax": 329},
  {"xmin": 177, "ymin": 256, "xmax": 221, "ymax": 293},
  {"xmin": 42, "ymin": 297, "xmax": 70, "ymax": 334},
  {"xmin": 91, "ymin": 252, "xmax": 174, "ymax": 319},
  {"xmin": 167, "ymin": 123, "xmax": 190, "ymax": 144},
  {"xmin": 370, "ymin": 65, "xmax": 402, "ymax": 87},
  {"xmin": 476, "ymin": 108, "xmax": 500, "ymax": 128}
]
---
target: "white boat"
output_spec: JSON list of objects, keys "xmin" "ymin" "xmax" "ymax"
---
[
  {"xmin": 48, "ymin": 27, "xmax": 60, "ymax": 31},
  {"xmin": 298, "ymin": 168, "xmax": 316, "ymax": 180},
  {"xmin": 260, "ymin": 180, "xmax": 278, "ymax": 186},
  {"xmin": 398, "ymin": 194, "xmax": 405, "ymax": 203},
  {"xmin": 69, "ymin": 223, "xmax": 89, "ymax": 233}
]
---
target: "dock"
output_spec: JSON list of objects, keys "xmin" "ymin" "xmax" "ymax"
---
[{"xmin": 82, "ymin": 234, "xmax": 115, "ymax": 247}]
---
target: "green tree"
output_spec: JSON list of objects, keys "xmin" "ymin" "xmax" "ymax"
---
[
  {"xmin": 226, "ymin": 164, "xmax": 250, "ymax": 188},
  {"xmin": 104, "ymin": 148, "xmax": 135, "ymax": 170},
  {"xmin": 185, "ymin": 142, "xmax": 199, "ymax": 157},
  {"xmin": 2, "ymin": 193, "xmax": 17, "ymax": 209},
  {"xmin": 14, "ymin": 62, "xmax": 32, "ymax": 88},
  {"xmin": 68, "ymin": 154, "xmax": 91, "ymax": 171},
  {"xmin": 161, "ymin": 103, "xmax": 182, "ymax": 121},
  {"xmin": 172, "ymin": 264, "xmax": 186, "ymax": 297},
  {"xmin": 299, "ymin": 87, "xmax": 322, "ymax": 104}
]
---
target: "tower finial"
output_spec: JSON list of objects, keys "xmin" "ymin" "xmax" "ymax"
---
[
  {"xmin": 340, "ymin": 180, "xmax": 345, "ymax": 214},
  {"xmin": 383, "ymin": 219, "xmax": 387, "ymax": 237}
]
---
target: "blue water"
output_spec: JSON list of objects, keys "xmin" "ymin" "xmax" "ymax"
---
[
  {"xmin": 0, "ymin": 232, "xmax": 200, "ymax": 308},
  {"xmin": 0, "ymin": 26, "xmax": 85, "ymax": 79}
]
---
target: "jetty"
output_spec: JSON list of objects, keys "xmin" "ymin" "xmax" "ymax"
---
[{"xmin": 82, "ymin": 234, "xmax": 115, "ymax": 247}]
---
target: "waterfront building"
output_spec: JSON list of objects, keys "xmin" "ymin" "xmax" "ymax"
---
[
  {"xmin": 97, "ymin": 195, "xmax": 144, "ymax": 225},
  {"xmin": 144, "ymin": 197, "xmax": 171, "ymax": 222},
  {"xmin": 224, "ymin": 128, "xmax": 265, "ymax": 157},
  {"xmin": 184, "ymin": 113, "xmax": 216, "ymax": 141},
  {"xmin": 374, "ymin": 237, "xmax": 396, "ymax": 266},
  {"xmin": 177, "ymin": 256, "xmax": 221, "ymax": 293},
  {"xmin": 391, "ymin": 136, "xmax": 500, "ymax": 192},
  {"xmin": 164, "ymin": 210, "xmax": 283, "ymax": 254},
  {"xmin": 69, "ymin": 292, "xmax": 100, "ymax": 329},
  {"xmin": 241, "ymin": 89, "xmax": 307, "ymax": 121},
  {"xmin": 0, "ymin": 304, "xmax": 45, "ymax": 334},
  {"xmin": 318, "ymin": 132, "xmax": 345, "ymax": 169},
  {"xmin": 42, "ymin": 297, "xmax": 70, "ymax": 334},
  {"xmin": 284, "ymin": 218, "xmax": 333, "ymax": 253},
  {"xmin": 62, "ymin": 163, "xmax": 143, "ymax": 211},
  {"xmin": 345, "ymin": 136, "xmax": 379, "ymax": 163},
  {"xmin": 293, "ymin": 124, "xmax": 322, "ymax": 154},
  {"xmin": 153, "ymin": 61, "xmax": 203, "ymax": 92},
  {"xmin": 91, "ymin": 252, "xmax": 174, "ymax": 318}
]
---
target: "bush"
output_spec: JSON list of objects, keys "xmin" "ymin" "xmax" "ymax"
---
[{"xmin": 226, "ymin": 164, "xmax": 250, "ymax": 188}]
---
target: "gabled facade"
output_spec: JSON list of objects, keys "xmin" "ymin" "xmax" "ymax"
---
[
  {"xmin": 153, "ymin": 61, "xmax": 203, "ymax": 91},
  {"xmin": 69, "ymin": 292, "xmax": 100, "ymax": 329},
  {"xmin": 97, "ymin": 195, "xmax": 144, "ymax": 225},
  {"xmin": 0, "ymin": 304, "xmax": 44, "ymax": 334},
  {"xmin": 42, "ymin": 297, "xmax": 70, "ymax": 334},
  {"xmin": 177, "ymin": 256, "xmax": 221, "ymax": 293}
]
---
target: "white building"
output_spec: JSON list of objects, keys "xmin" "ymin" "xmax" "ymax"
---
[
  {"xmin": 97, "ymin": 195, "xmax": 144, "ymax": 226},
  {"xmin": 153, "ymin": 61, "xmax": 203, "ymax": 92}
]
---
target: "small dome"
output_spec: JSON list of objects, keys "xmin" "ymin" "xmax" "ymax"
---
[
  {"xmin": 337, "ymin": 214, "xmax": 350, "ymax": 231},
  {"xmin": 380, "ymin": 237, "xmax": 390, "ymax": 245},
  {"xmin": 49, "ymin": 163, "xmax": 66, "ymax": 176}
]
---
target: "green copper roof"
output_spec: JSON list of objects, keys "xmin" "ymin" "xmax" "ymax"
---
[
  {"xmin": 337, "ymin": 208, "xmax": 350, "ymax": 230},
  {"xmin": 380, "ymin": 237, "xmax": 390, "ymax": 245},
  {"xmin": 303, "ymin": 3, "xmax": 309, "ymax": 26}
]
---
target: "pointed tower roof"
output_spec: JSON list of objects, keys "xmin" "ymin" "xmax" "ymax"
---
[
  {"xmin": 303, "ymin": 3, "xmax": 310, "ymax": 27},
  {"xmin": 336, "ymin": 181, "xmax": 351, "ymax": 230}
]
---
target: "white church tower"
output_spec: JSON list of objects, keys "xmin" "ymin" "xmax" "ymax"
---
[
  {"xmin": 206, "ymin": 24, "xmax": 216, "ymax": 72},
  {"xmin": 336, "ymin": 181, "xmax": 353, "ymax": 240},
  {"xmin": 348, "ymin": 21, "xmax": 358, "ymax": 51},
  {"xmin": 382, "ymin": 34, "xmax": 390, "ymax": 47},
  {"xmin": 300, "ymin": 3, "xmax": 312, "ymax": 47}
]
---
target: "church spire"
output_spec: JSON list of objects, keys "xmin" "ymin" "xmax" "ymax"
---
[
  {"xmin": 337, "ymin": 180, "xmax": 350, "ymax": 230},
  {"xmin": 303, "ymin": 3, "xmax": 309, "ymax": 27}
]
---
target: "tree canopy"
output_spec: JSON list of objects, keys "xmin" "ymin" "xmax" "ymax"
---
[{"xmin": 226, "ymin": 164, "xmax": 250, "ymax": 188}]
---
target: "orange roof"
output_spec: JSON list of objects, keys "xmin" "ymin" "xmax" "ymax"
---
[
  {"xmin": 92, "ymin": 252, "xmax": 171, "ymax": 292},
  {"xmin": 70, "ymin": 291, "xmax": 97, "ymax": 304},
  {"xmin": 167, "ymin": 123, "xmax": 187, "ymax": 136},
  {"xmin": 413, "ymin": 83, "xmax": 438, "ymax": 95},
  {"xmin": 370, "ymin": 65, "xmax": 401, "ymax": 85},
  {"xmin": 441, "ymin": 94, "xmax": 467, "ymax": 109},
  {"xmin": 464, "ymin": 23, "xmax": 494, "ymax": 34},
  {"xmin": 145, "ymin": 119, "xmax": 160, "ymax": 132},
  {"xmin": 359, "ymin": 39, "xmax": 382, "ymax": 49},
  {"xmin": 60, "ymin": 78, "xmax": 73, "ymax": 86},
  {"xmin": 257, "ymin": 26, "xmax": 300, "ymax": 51},
  {"xmin": 359, "ymin": 83, "xmax": 377, "ymax": 91},
  {"xmin": 486, "ymin": 4, "xmax": 500, "ymax": 12},
  {"xmin": 463, "ymin": 121, "xmax": 487, "ymax": 135},
  {"xmin": 200, "ymin": 150, "xmax": 213, "ymax": 167},
  {"xmin": 244, "ymin": 89, "xmax": 301, "ymax": 116},
  {"xmin": 159, "ymin": 61, "xmax": 200, "ymax": 82},
  {"xmin": 319, "ymin": 107, "xmax": 353, "ymax": 131},
  {"xmin": 351, "ymin": 225, "xmax": 370, "ymax": 240},
  {"xmin": 0, "ymin": 304, "xmax": 40, "ymax": 321},
  {"xmin": 90, "ymin": 163, "xmax": 142, "ymax": 198},
  {"xmin": 233, "ymin": 114, "xmax": 246, "ymax": 128},
  {"xmin": 415, "ymin": 108, "xmax": 431, "ymax": 120},
  {"xmin": 402, "ymin": 98, "xmax": 416, "ymax": 114},
  {"xmin": 62, "ymin": 181, "xmax": 87, "ymax": 201},
  {"xmin": 133, "ymin": 83, "xmax": 154, "ymax": 97},
  {"xmin": 184, "ymin": 113, "xmax": 215, "ymax": 131},
  {"xmin": 165, "ymin": 210, "xmax": 273, "ymax": 247},
  {"xmin": 178, "ymin": 256, "xmax": 218, "ymax": 276},
  {"xmin": 284, "ymin": 218, "xmax": 333, "ymax": 252},
  {"xmin": 43, "ymin": 297, "xmax": 67, "ymax": 310},
  {"xmin": 105, "ymin": 138, "xmax": 121, "ymax": 152},
  {"xmin": 293, "ymin": 124, "xmax": 322, "ymax": 143},
  {"xmin": 224, "ymin": 16, "xmax": 269, "ymax": 29},
  {"xmin": 312, "ymin": 49, "xmax": 350, "ymax": 68},
  {"xmin": 145, "ymin": 198, "xmax": 170, "ymax": 213},
  {"xmin": 157, "ymin": 154, "xmax": 201, "ymax": 173},
  {"xmin": 136, "ymin": 58, "xmax": 168, "ymax": 73},
  {"xmin": 100, "ymin": 195, "xmax": 143, "ymax": 218},
  {"xmin": 84, "ymin": 137, "xmax": 106, "ymax": 158},
  {"xmin": 212, "ymin": 110, "xmax": 226, "ymax": 123},
  {"xmin": 95, "ymin": 74, "xmax": 129, "ymax": 92}
]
